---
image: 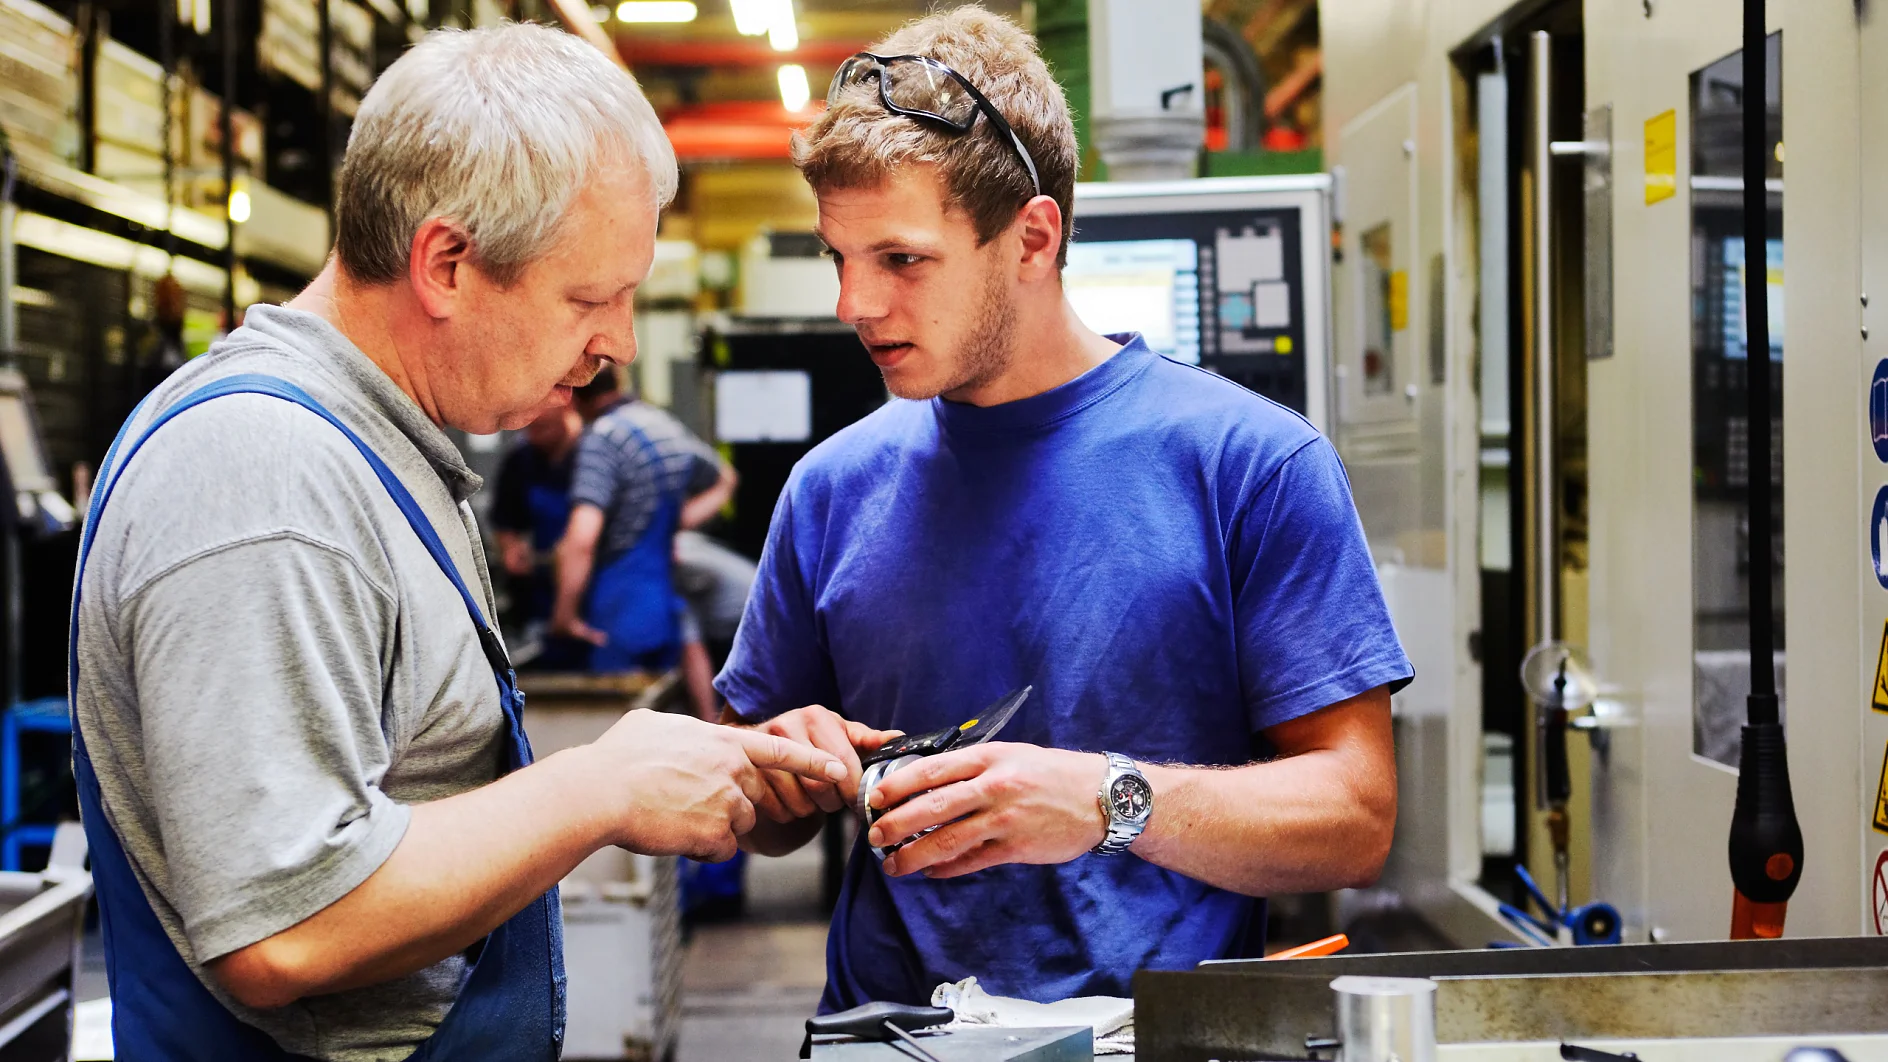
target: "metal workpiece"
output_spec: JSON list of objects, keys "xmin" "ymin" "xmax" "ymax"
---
[
  {"xmin": 809, "ymin": 1025, "xmax": 1093, "ymax": 1060},
  {"xmin": 1332, "ymin": 976, "xmax": 1436, "ymax": 1062},
  {"xmin": 1136, "ymin": 937, "xmax": 1888, "ymax": 1062}
]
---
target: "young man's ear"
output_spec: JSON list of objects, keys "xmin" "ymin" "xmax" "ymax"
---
[
  {"xmin": 1015, "ymin": 195, "xmax": 1064, "ymax": 281},
  {"xmin": 409, "ymin": 217, "xmax": 475, "ymax": 320}
]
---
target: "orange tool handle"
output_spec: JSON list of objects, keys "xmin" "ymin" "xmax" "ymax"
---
[{"xmin": 1264, "ymin": 934, "xmax": 1349, "ymax": 960}]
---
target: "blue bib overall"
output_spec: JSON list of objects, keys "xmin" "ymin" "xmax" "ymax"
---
[
  {"xmin": 583, "ymin": 421, "xmax": 684, "ymax": 673},
  {"xmin": 69, "ymin": 374, "xmax": 565, "ymax": 1060}
]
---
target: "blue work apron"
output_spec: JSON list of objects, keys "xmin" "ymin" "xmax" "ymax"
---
[
  {"xmin": 583, "ymin": 421, "xmax": 684, "ymax": 673},
  {"xmin": 68, "ymin": 373, "xmax": 565, "ymax": 1060}
]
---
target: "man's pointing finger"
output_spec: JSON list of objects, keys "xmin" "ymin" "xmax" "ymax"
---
[{"xmin": 732, "ymin": 729, "xmax": 849, "ymax": 783}]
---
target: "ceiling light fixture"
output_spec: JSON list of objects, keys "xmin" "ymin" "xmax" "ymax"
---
[
  {"xmin": 778, "ymin": 63, "xmax": 811, "ymax": 112},
  {"xmin": 733, "ymin": 0, "xmax": 796, "ymax": 49},
  {"xmin": 767, "ymin": 11, "xmax": 798, "ymax": 52},
  {"xmin": 730, "ymin": 0, "xmax": 771, "ymax": 36},
  {"xmin": 616, "ymin": 0, "xmax": 696, "ymax": 21}
]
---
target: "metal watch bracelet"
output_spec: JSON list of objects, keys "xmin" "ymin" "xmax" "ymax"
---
[{"xmin": 1093, "ymin": 751, "xmax": 1152, "ymax": 855}]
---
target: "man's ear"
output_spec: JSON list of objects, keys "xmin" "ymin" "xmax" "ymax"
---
[
  {"xmin": 408, "ymin": 217, "xmax": 474, "ymax": 320},
  {"xmin": 1015, "ymin": 194, "xmax": 1064, "ymax": 281}
]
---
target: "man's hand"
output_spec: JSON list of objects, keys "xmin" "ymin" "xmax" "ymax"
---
[
  {"xmin": 496, "ymin": 531, "xmax": 533, "ymax": 577},
  {"xmin": 863, "ymin": 742, "xmax": 1109, "ymax": 879},
  {"xmin": 744, "ymin": 705, "xmax": 900, "ymax": 823},
  {"xmin": 551, "ymin": 611, "xmax": 608, "ymax": 647},
  {"xmin": 581, "ymin": 709, "xmax": 848, "ymax": 861}
]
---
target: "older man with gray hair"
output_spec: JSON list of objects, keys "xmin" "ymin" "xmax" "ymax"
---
[{"xmin": 69, "ymin": 24, "xmax": 869, "ymax": 1061}]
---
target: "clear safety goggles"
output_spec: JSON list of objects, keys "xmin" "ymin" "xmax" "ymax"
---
[{"xmin": 827, "ymin": 52, "xmax": 1043, "ymax": 199}]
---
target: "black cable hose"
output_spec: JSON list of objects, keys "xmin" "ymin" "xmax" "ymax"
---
[
  {"xmin": 1726, "ymin": 0, "xmax": 1803, "ymax": 924},
  {"xmin": 1742, "ymin": 0, "xmax": 1776, "ymax": 716}
]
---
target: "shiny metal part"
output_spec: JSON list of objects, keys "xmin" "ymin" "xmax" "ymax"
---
[
  {"xmin": 1332, "ymin": 976, "xmax": 1436, "ymax": 1062},
  {"xmin": 1139, "ymin": 937, "xmax": 1888, "ymax": 1062}
]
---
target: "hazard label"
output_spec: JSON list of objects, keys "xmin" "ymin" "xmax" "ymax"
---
[
  {"xmin": 1877, "ymin": 744, "xmax": 1888, "ymax": 835},
  {"xmin": 1876, "ymin": 851, "xmax": 1888, "ymax": 935},
  {"xmin": 1875, "ymin": 621, "xmax": 1888, "ymax": 713}
]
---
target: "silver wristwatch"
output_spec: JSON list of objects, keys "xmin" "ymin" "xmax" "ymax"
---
[{"xmin": 1093, "ymin": 752, "xmax": 1153, "ymax": 855}]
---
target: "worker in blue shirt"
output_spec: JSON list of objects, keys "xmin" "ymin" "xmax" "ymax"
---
[{"xmin": 716, "ymin": 8, "xmax": 1412, "ymax": 1012}]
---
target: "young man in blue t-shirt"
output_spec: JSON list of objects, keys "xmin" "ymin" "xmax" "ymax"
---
[{"xmin": 714, "ymin": 7, "xmax": 1413, "ymax": 1012}]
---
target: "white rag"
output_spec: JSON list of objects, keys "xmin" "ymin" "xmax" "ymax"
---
[{"xmin": 931, "ymin": 976, "xmax": 1136, "ymax": 1056}]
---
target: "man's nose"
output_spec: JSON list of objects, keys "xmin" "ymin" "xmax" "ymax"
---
[
  {"xmin": 834, "ymin": 264, "xmax": 886, "ymax": 327},
  {"xmin": 590, "ymin": 304, "xmax": 638, "ymax": 366}
]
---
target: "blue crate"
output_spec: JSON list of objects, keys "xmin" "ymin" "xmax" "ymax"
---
[{"xmin": 2, "ymin": 697, "xmax": 72, "ymax": 871}]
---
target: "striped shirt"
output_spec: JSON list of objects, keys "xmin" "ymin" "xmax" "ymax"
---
[{"xmin": 569, "ymin": 400, "xmax": 722, "ymax": 559}]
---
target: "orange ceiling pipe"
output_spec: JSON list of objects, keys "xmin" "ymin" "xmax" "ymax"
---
[
  {"xmin": 619, "ymin": 38, "xmax": 865, "ymax": 68},
  {"xmin": 663, "ymin": 101, "xmax": 824, "ymax": 161}
]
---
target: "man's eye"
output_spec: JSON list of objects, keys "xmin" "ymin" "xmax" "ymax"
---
[
  {"xmin": 887, "ymin": 253, "xmax": 923, "ymax": 267},
  {"xmin": 572, "ymin": 298, "xmax": 607, "ymax": 309}
]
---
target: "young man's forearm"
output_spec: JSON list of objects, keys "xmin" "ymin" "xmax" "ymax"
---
[
  {"xmin": 1130, "ymin": 692, "xmax": 1396, "ymax": 896},
  {"xmin": 1132, "ymin": 753, "xmax": 1394, "ymax": 896},
  {"xmin": 209, "ymin": 745, "xmax": 615, "ymax": 1008}
]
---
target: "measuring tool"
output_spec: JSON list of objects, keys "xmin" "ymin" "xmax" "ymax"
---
[{"xmin": 856, "ymin": 687, "xmax": 1032, "ymax": 860}]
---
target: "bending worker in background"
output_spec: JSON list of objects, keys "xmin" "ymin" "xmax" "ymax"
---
[
  {"xmin": 491, "ymin": 372, "xmax": 623, "ymax": 670},
  {"xmin": 70, "ymin": 25, "xmax": 852, "ymax": 1061},
  {"xmin": 551, "ymin": 375, "xmax": 736, "ymax": 721},
  {"xmin": 718, "ymin": 7, "xmax": 1412, "ymax": 1011}
]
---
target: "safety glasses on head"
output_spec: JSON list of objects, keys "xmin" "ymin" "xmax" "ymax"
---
[{"xmin": 827, "ymin": 52, "xmax": 1043, "ymax": 199}]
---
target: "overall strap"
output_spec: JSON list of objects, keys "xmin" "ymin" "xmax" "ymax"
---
[{"xmin": 70, "ymin": 372, "xmax": 512, "ymax": 701}]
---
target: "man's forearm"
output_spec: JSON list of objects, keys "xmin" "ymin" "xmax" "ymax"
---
[
  {"xmin": 210, "ymin": 745, "xmax": 614, "ymax": 1007},
  {"xmin": 679, "ymin": 477, "xmax": 735, "ymax": 531},
  {"xmin": 1131, "ymin": 750, "xmax": 1394, "ymax": 897},
  {"xmin": 552, "ymin": 536, "xmax": 596, "ymax": 627}
]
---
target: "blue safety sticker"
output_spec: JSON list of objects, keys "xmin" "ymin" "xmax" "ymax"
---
[
  {"xmin": 1873, "ymin": 360, "xmax": 1888, "ymax": 463},
  {"xmin": 1873, "ymin": 485, "xmax": 1888, "ymax": 590}
]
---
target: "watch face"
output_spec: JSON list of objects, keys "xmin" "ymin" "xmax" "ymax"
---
[{"xmin": 1109, "ymin": 774, "xmax": 1152, "ymax": 821}]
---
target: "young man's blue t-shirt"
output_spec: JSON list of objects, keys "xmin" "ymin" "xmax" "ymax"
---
[{"xmin": 714, "ymin": 334, "xmax": 1411, "ymax": 1010}]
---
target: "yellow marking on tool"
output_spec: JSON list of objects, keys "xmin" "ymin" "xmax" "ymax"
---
[{"xmin": 960, "ymin": 719, "xmax": 978, "ymax": 731}]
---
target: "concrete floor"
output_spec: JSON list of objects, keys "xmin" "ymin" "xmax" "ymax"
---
[{"xmin": 677, "ymin": 840, "xmax": 831, "ymax": 1062}]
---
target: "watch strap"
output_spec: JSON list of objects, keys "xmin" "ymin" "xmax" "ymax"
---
[{"xmin": 1093, "ymin": 751, "xmax": 1150, "ymax": 856}]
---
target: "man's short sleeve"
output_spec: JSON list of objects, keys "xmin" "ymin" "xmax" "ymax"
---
[
  {"xmin": 1231, "ymin": 437, "xmax": 1413, "ymax": 732},
  {"xmin": 683, "ymin": 448, "xmax": 722, "ymax": 497},
  {"xmin": 712, "ymin": 486, "xmax": 839, "ymax": 721},
  {"xmin": 119, "ymin": 536, "xmax": 409, "ymax": 963}
]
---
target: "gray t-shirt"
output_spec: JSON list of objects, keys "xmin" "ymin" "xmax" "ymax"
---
[{"xmin": 72, "ymin": 304, "xmax": 509, "ymax": 1061}]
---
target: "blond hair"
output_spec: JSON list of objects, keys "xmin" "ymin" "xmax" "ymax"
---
[
  {"xmin": 792, "ymin": 6, "xmax": 1079, "ymax": 267},
  {"xmin": 335, "ymin": 23, "xmax": 677, "ymax": 286}
]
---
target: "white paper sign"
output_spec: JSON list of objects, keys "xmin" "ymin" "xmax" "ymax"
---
[{"xmin": 715, "ymin": 370, "xmax": 813, "ymax": 443}]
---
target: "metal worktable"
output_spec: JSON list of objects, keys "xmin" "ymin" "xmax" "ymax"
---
[{"xmin": 1134, "ymin": 936, "xmax": 1888, "ymax": 1061}]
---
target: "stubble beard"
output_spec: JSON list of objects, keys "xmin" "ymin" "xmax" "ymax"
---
[{"xmin": 886, "ymin": 267, "xmax": 1018, "ymax": 401}]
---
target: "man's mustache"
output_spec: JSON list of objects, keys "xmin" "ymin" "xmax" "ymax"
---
[{"xmin": 560, "ymin": 357, "xmax": 607, "ymax": 388}]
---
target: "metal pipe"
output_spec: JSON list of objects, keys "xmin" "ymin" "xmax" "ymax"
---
[
  {"xmin": 1476, "ymin": 62, "xmax": 1509, "ymax": 441},
  {"xmin": 318, "ymin": 0, "xmax": 334, "ymax": 221},
  {"xmin": 1530, "ymin": 30, "xmax": 1555, "ymax": 644},
  {"xmin": 220, "ymin": 0, "xmax": 236, "ymax": 328}
]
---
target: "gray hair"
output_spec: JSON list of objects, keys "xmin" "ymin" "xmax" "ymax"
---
[{"xmin": 335, "ymin": 23, "xmax": 678, "ymax": 286}]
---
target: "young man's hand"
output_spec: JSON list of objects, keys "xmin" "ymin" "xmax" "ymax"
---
[
  {"xmin": 742, "ymin": 705, "xmax": 900, "ymax": 821},
  {"xmin": 863, "ymin": 742, "xmax": 1110, "ymax": 878}
]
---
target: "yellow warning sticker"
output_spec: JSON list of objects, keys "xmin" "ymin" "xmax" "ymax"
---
[
  {"xmin": 1875, "ymin": 621, "xmax": 1888, "ymax": 714},
  {"xmin": 1389, "ymin": 271, "xmax": 1409, "ymax": 331},
  {"xmin": 1645, "ymin": 109, "xmax": 1677, "ymax": 205},
  {"xmin": 1875, "ymin": 743, "xmax": 1888, "ymax": 835}
]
